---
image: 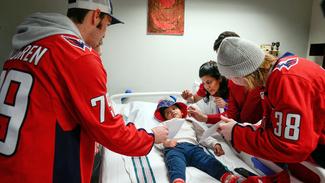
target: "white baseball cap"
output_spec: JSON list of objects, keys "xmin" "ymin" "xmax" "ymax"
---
[{"xmin": 68, "ymin": 0, "xmax": 123, "ymax": 25}]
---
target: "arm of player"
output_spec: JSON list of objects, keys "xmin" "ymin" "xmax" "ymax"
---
[
  {"xmin": 232, "ymin": 76, "xmax": 318, "ymax": 162},
  {"xmin": 63, "ymin": 54, "xmax": 156, "ymax": 156},
  {"xmin": 222, "ymin": 83, "xmax": 241, "ymax": 122}
]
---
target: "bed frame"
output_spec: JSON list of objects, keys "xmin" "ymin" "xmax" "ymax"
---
[{"xmin": 99, "ymin": 92, "xmax": 324, "ymax": 183}]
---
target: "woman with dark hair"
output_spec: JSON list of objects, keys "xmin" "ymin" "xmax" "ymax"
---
[
  {"xmin": 198, "ymin": 61, "xmax": 229, "ymax": 104},
  {"xmin": 186, "ymin": 60, "xmax": 263, "ymax": 125},
  {"xmin": 182, "ymin": 31, "xmax": 240, "ymax": 107},
  {"xmin": 184, "ymin": 31, "xmax": 263, "ymax": 125},
  {"xmin": 182, "ymin": 60, "xmax": 229, "ymax": 111}
]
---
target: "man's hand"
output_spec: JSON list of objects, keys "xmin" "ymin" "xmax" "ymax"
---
[
  {"xmin": 152, "ymin": 126, "xmax": 169, "ymax": 144},
  {"xmin": 217, "ymin": 115, "xmax": 237, "ymax": 141},
  {"xmin": 188, "ymin": 106, "xmax": 208, "ymax": 122},
  {"xmin": 214, "ymin": 143, "xmax": 225, "ymax": 156},
  {"xmin": 163, "ymin": 139, "xmax": 177, "ymax": 148}
]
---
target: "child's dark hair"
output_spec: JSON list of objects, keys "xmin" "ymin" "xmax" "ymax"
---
[
  {"xmin": 159, "ymin": 107, "xmax": 167, "ymax": 119},
  {"xmin": 199, "ymin": 61, "xmax": 229, "ymax": 103},
  {"xmin": 159, "ymin": 104, "xmax": 180, "ymax": 119}
]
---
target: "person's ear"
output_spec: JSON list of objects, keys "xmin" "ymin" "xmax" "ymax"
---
[{"xmin": 92, "ymin": 8, "xmax": 102, "ymax": 26}]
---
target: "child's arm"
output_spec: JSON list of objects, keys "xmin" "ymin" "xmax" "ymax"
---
[
  {"xmin": 200, "ymin": 136, "xmax": 225, "ymax": 156},
  {"xmin": 155, "ymin": 139, "xmax": 178, "ymax": 150},
  {"xmin": 154, "ymin": 122, "xmax": 173, "ymax": 150},
  {"xmin": 163, "ymin": 139, "xmax": 177, "ymax": 148},
  {"xmin": 192, "ymin": 121, "xmax": 225, "ymax": 156}
]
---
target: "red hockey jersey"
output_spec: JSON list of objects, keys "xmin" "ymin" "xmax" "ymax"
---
[
  {"xmin": 206, "ymin": 81, "xmax": 263, "ymax": 124},
  {"xmin": 0, "ymin": 34, "xmax": 154, "ymax": 183},
  {"xmin": 232, "ymin": 56, "xmax": 325, "ymax": 164}
]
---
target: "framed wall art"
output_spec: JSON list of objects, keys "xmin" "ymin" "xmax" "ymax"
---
[{"xmin": 147, "ymin": 0, "xmax": 185, "ymax": 35}]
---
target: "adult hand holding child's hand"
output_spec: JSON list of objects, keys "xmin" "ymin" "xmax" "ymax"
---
[
  {"xmin": 163, "ymin": 139, "xmax": 178, "ymax": 148},
  {"xmin": 152, "ymin": 126, "xmax": 169, "ymax": 144},
  {"xmin": 187, "ymin": 106, "xmax": 208, "ymax": 122}
]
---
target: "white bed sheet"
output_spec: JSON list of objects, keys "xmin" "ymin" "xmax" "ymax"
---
[{"xmin": 101, "ymin": 101, "xmax": 259, "ymax": 183}]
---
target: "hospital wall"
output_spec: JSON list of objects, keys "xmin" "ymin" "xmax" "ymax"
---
[
  {"xmin": 102, "ymin": 0, "xmax": 314, "ymax": 95},
  {"xmin": 307, "ymin": 0, "xmax": 325, "ymax": 65},
  {"xmin": 0, "ymin": 0, "xmax": 323, "ymax": 96}
]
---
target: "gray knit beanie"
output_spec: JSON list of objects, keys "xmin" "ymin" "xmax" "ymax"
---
[{"xmin": 217, "ymin": 37, "xmax": 265, "ymax": 78}]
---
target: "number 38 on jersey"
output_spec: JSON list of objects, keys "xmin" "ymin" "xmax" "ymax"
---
[{"xmin": 274, "ymin": 111, "xmax": 301, "ymax": 141}]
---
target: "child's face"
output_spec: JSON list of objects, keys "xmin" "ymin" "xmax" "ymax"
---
[
  {"xmin": 163, "ymin": 105, "xmax": 183, "ymax": 120},
  {"xmin": 201, "ymin": 75, "xmax": 220, "ymax": 96}
]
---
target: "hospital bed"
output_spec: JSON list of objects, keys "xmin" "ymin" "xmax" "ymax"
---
[{"xmin": 100, "ymin": 92, "xmax": 324, "ymax": 183}]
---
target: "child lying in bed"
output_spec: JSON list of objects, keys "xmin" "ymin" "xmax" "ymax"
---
[{"xmin": 154, "ymin": 98, "xmax": 241, "ymax": 183}]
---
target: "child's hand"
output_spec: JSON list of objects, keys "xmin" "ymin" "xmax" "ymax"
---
[
  {"xmin": 214, "ymin": 97, "xmax": 227, "ymax": 108},
  {"xmin": 181, "ymin": 90, "xmax": 194, "ymax": 102},
  {"xmin": 214, "ymin": 143, "xmax": 225, "ymax": 156},
  {"xmin": 188, "ymin": 106, "xmax": 208, "ymax": 122},
  {"xmin": 163, "ymin": 139, "xmax": 178, "ymax": 148},
  {"xmin": 152, "ymin": 126, "xmax": 169, "ymax": 144}
]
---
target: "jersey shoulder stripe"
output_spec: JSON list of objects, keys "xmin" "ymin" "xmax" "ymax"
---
[{"xmin": 61, "ymin": 35, "xmax": 92, "ymax": 52}]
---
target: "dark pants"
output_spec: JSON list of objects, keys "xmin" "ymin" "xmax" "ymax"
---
[
  {"xmin": 91, "ymin": 147, "xmax": 102, "ymax": 183},
  {"xmin": 311, "ymin": 144, "xmax": 325, "ymax": 168},
  {"xmin": 163, "ymin": 142, "xmax": 229, "ymax": 182}
]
